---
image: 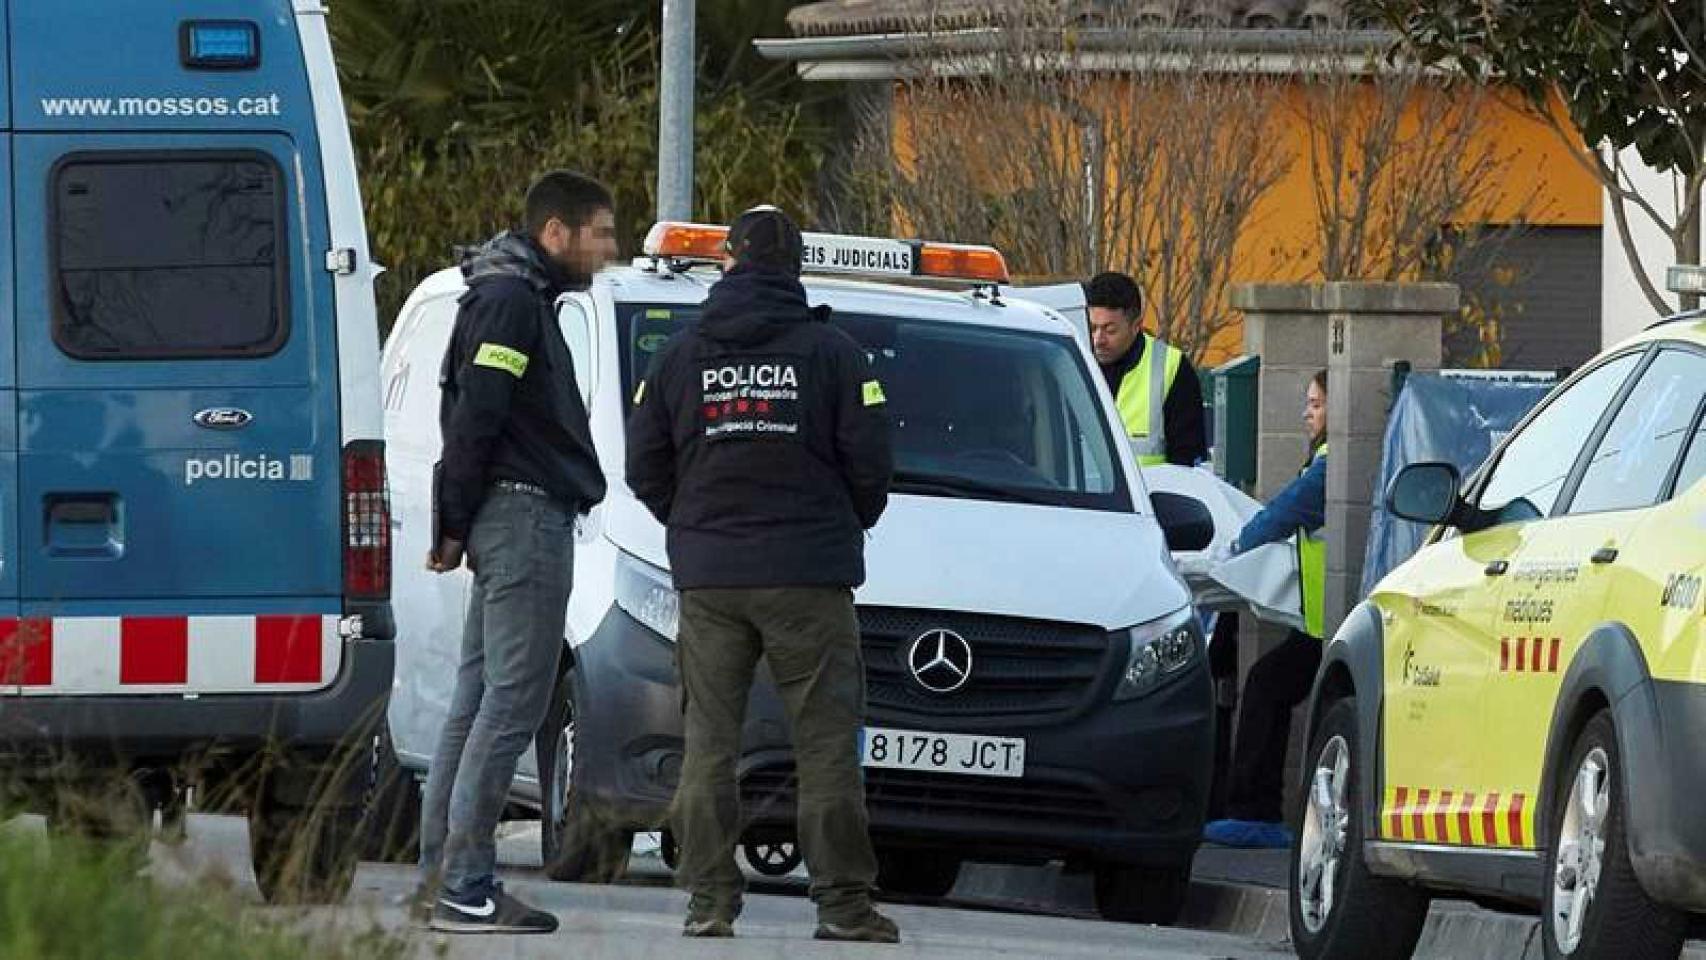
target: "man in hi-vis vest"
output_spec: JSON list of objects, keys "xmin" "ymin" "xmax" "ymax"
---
[{"xmin": 1085, "ymin": 272, "xmax": 1207, "ymax": 467}]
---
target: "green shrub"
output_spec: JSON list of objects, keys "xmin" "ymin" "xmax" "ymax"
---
[
  {"xmin": 0, "ymin": 832, "xmax": 406, "ymax": 960},
  {"xmin": 329, "ymin": 0, "xmax": 829, "ymax": 331}
]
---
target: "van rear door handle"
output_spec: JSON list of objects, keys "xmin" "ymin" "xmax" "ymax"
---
[
  {"xmin": 1484, "ymin": 560, "xmax": 1509, "ymax": 577},
  {"xmin": 1591, "ymin": 547, "xmax": 1619, "ymax": 565},
  {"xmin": 45, "ymin": 493, "xmax": 124, "ymax": 559}
]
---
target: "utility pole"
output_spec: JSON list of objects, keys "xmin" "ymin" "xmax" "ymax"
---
[{"xmin": 657, "ymin": 0, "xmax": 695, "ymax": 221}]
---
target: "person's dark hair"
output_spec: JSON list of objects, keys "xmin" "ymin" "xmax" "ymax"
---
[
  {"xmin": 1312, "ymin": 368, "xmax": 1328, "ymax": 393},
  {"xmin": 727, "ymin": 205, "xmax": 805, "ymax": 275},
  {"xmin": 524, "ymin": 170, "xmax": 614, "ymax": 238},
  {"xmin": 1084, "ymin": 271, "xmax": 1142, "ymax": 319}
]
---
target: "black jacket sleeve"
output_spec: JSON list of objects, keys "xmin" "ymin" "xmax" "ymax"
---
[
  {"xmin": 625, "ymin": 341, "xmax": 680, "ymax": 523},
  {"xmin": 829, "ymin": 334, "xmax": 894, "ymax": 529},
  {"xmin": 436, "ymin": 284, "xmax": 540, "ymax": 541},
  {"xmin": 1163, "ymin": 353, "xmax": 1209, "ymax": 467}
]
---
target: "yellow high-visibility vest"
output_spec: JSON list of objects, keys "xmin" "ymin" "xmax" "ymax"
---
[
  {"xmin": 1113, "ymin": 334, "xmax": 1184, "ymax": 467},
  {"xmin": 1298, "ymin": 444, "xmax": 1328, "ymax": 639}
]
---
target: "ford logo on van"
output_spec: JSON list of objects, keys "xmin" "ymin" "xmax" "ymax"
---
[{"xmin": 193, "ymin": 407, "xmax": 254, "ymax": 431}]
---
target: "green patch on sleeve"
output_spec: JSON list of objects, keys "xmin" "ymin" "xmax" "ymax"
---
[
  {"xmin": 862, "ymin": 380, "xmax": 887, "ymax": 406},
  {"xmin": 473, "ymin": 342, "xmax": 530, "ymax": 378},
  {"xmin": 646, "ymin": 308, "xmax": 673, "ymax": 320}
]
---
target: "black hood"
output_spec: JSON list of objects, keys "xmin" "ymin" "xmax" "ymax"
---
[
  {"xmin": 459, "ymin": 230, "xmax": 578, "ymax": 296},
  {"xmin": 698, "ymin": 263, "xmax": 824, "ymax": 347}
]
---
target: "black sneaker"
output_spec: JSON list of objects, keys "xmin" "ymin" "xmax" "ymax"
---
[
  {"xmin": 682, "ymin": 917, "xmax": 735, "ymax": 938},
  {"xmin": 429, "ymin": 883, "xmax": 559, "ymax": 935},
  {"xmin": 815, "ymin": 910, "xmax": 901, "ymax": 943}
]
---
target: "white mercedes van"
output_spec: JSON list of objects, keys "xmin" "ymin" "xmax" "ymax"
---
[{"xmin": 374, "ymin": 225, "xmax": 1217, "ymax": 924}]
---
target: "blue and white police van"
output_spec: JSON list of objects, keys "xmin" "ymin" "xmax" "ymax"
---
[
  {"xmin": 380, "ymin": 224, "xmax": 1224, "ymax": 925},
  {"xmin": 0, "ymin": 2, "xmax": 392, "ymax": 904}
]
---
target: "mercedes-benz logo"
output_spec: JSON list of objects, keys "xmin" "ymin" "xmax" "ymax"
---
[{"xmin": 907, "ymin": 629, "xmax": 973, "ymax": 694}]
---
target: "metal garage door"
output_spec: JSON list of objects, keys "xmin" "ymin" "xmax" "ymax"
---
[{"xmin": 1445, "ymin": 226, "xmax": 1603, "ymax": 372}]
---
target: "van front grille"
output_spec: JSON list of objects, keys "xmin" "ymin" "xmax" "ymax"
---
[{"xmin": 857, "ymin": 607, "xmax": 1114, "ymax": 724}]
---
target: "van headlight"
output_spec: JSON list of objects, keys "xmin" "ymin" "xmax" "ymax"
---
[
  {"xmin": 615, "ymin": 551, "xmax": 678, "ymax": 642},
  {"xmin": 1113, "ymin": 607, "xmax": 1202, "ymax": 701}
]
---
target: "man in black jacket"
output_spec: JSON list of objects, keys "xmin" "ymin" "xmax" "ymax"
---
[
  {"xmin": 420, "ymin": 171, "xmax": 616, "ymax": 935},
  {"xmin": 626, "ymin": 207, "xmax": 897, "ymax": 943}
]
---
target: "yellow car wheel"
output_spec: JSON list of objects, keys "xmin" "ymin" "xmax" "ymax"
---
[
  {"xmin": 1289, "ymin": 697, "xmax": 1429, "ymax": 960},
  {"xmin": 1541, "ymin": 711, "xmax": 1685, "ymax": 960}
]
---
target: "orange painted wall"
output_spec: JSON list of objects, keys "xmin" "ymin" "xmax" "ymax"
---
[{"xmin": 888, "ymin": 77, "xmax": 1603, "ymax": 364}]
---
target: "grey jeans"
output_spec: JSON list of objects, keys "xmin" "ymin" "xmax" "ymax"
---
[{"xmin": 418, "ymin": 488, "xmax": 574, "ymax": 896}]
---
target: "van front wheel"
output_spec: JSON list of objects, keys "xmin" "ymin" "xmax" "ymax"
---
[
  {"xmin": 875, "ymin": 848, "xmax": 959, "ymax": 898},
  {"xmin": 539, "ymin": 682, "xmax": 632, "ymax": 883},
  {"xmin": 357, "ymin": 724, "xmax": 421, "ymax": 863},
  {"xmin": 1093, "ymin": 862, "xmax": 1189, "ymax": 925}
]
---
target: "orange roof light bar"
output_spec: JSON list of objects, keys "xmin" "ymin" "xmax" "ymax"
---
[
  {"xmin": 643, "ymin": 221, "xmax": 1010, "ymax": 285},
  {"xmin": 643, "ymin": 222, "xmax": 729, "ymax": 261},
  {"xmin": 917, "ymin": 242, "xmax": 1010, "ymax": 284}
]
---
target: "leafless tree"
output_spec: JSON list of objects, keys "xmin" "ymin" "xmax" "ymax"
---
[
  {"xmin": 840, "ymin": 3, "xmax": 1295, "ymax": 362},
  {"xmin": 1291, "ymin": 47, "xmax": 1540, "ymax": 365},
  {"xmin": 1293, "ymin": 49, "xmax": 1538, "ymax": 280},
  {"xmin": 836, "ymin": 2, "xmax": 1541, "ymax": 364}
]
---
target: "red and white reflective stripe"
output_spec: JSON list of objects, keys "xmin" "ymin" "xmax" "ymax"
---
[{"xmin": 0, "ymin": 615, "xmax": 342, "ymax": 695}]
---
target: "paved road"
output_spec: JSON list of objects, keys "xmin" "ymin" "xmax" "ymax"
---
[{"xmin": 124, "ymin": 815, "xmax": 1292, "ymax": 960}]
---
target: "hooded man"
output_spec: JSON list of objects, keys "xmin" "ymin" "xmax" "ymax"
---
[
  {"xmin": 420, "ymin": 170, "xmax": 616, "ymax": 934},
  {"xmin": 626, "ymin": 206, "xmax": 898, "ymax": 943}
]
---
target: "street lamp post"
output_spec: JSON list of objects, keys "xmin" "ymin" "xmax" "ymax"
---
[{"xmin": 657, "ymin": 0, "xmax": 695, "ymax": 222}]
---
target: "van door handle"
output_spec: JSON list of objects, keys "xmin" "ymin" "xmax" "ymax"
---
[
  {"xmin": 1590, "ymin": 547, "xmax": 1619, "ymax": 565},
  {"xmin": 1484, "ymin": 560, "xmax": 1509, "ymax": 577},
  {"xmin": 45, "ymin": 494, "xmax": 124, "ymax": 559}
]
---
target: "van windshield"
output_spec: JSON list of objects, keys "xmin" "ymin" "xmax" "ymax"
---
[{"xmin": 620, "ymin": 304, "xmax": 1132, "ymax": 512}]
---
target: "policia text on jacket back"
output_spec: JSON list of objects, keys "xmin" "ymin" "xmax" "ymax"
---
[
  {"xmin": 1085, "ymin": 272, "xmax": 1207, "ymax": 467},
  {"xmin": 421, "ymin": 171, "xmax": 616, "ymax": 935},
  {"xmin": 625, "ymin": 207, "xmax": 899, "ymax": 943}
]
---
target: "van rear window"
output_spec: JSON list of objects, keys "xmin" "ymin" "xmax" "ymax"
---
[{"xmin": 52, "ymin": 153, "xmax": 288, "ymax": 359}]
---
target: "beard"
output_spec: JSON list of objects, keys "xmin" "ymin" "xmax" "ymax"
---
[{"xmin": 547, "ymin": 249, "xmax": 594, "ymax": 290}]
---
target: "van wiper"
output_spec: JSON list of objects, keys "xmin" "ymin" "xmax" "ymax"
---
[{"xmin": 890, "ymin": 469, "xmax": 1050, "ymax": 505}]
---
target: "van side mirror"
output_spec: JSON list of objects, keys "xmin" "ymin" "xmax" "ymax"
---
[
  {"xmin": 1150, "ymin": 491, "xmax": 1215, "ymax": 553},
  {"xmin": 1386, "ymin": 462, "xmax": 1461, "ymax": 526}
]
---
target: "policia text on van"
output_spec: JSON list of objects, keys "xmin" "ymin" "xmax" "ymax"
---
[{"xmin": 0, "ymin": 2, "xmax": 393, "ymax": 906}]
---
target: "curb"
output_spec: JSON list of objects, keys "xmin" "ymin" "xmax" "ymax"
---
[
  {"xmin": 953, "ymin": 862, "xmax": 1706, "ymax": 959},
  {"xmin": 1180, "ymin": 880, "xmax": 1706, "ymax": 960},
  {"xmin": 1181, "ymin": 879, "xmax": 1289, "ymax": 941},
  {"xmin": 950, "ymin": 862, "xmax": 1292, "ymax": 940},
  {"xmin": 949, "ymin": 863, "xmax": 1096, "ymax": 917}
]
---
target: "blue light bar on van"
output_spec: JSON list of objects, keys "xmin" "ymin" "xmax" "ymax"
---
[{"xmin": 181, "ymin": 21, "xmax": 260, "ymax": 70}]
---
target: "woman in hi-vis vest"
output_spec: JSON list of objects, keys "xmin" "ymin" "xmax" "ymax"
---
[{"xmin": 1204, "ymin": 369, "xmax": 1328, "ymax": 849}]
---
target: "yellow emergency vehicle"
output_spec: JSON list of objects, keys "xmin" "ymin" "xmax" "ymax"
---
[{"xmin": 1290, "ymin": 301, "xmax": 1706, "ymax": 960}]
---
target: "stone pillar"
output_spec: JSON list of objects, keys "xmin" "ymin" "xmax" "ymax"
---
[
  {"xmin": 1232, "ymin": 284, "xmax": 1331, "ymax": 502},
  {"xmin": 1318, "ymin": 283, "xmax": 1454, "ymax": 638},
  {"xmin": 1227, "ymin": 285, "xmax": 1330, "ymax": 806}
]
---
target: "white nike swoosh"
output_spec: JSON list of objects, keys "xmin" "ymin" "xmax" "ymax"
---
[{"xmin": 441, "ymin": 897, "xmax": 497, "ymax": 918}]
